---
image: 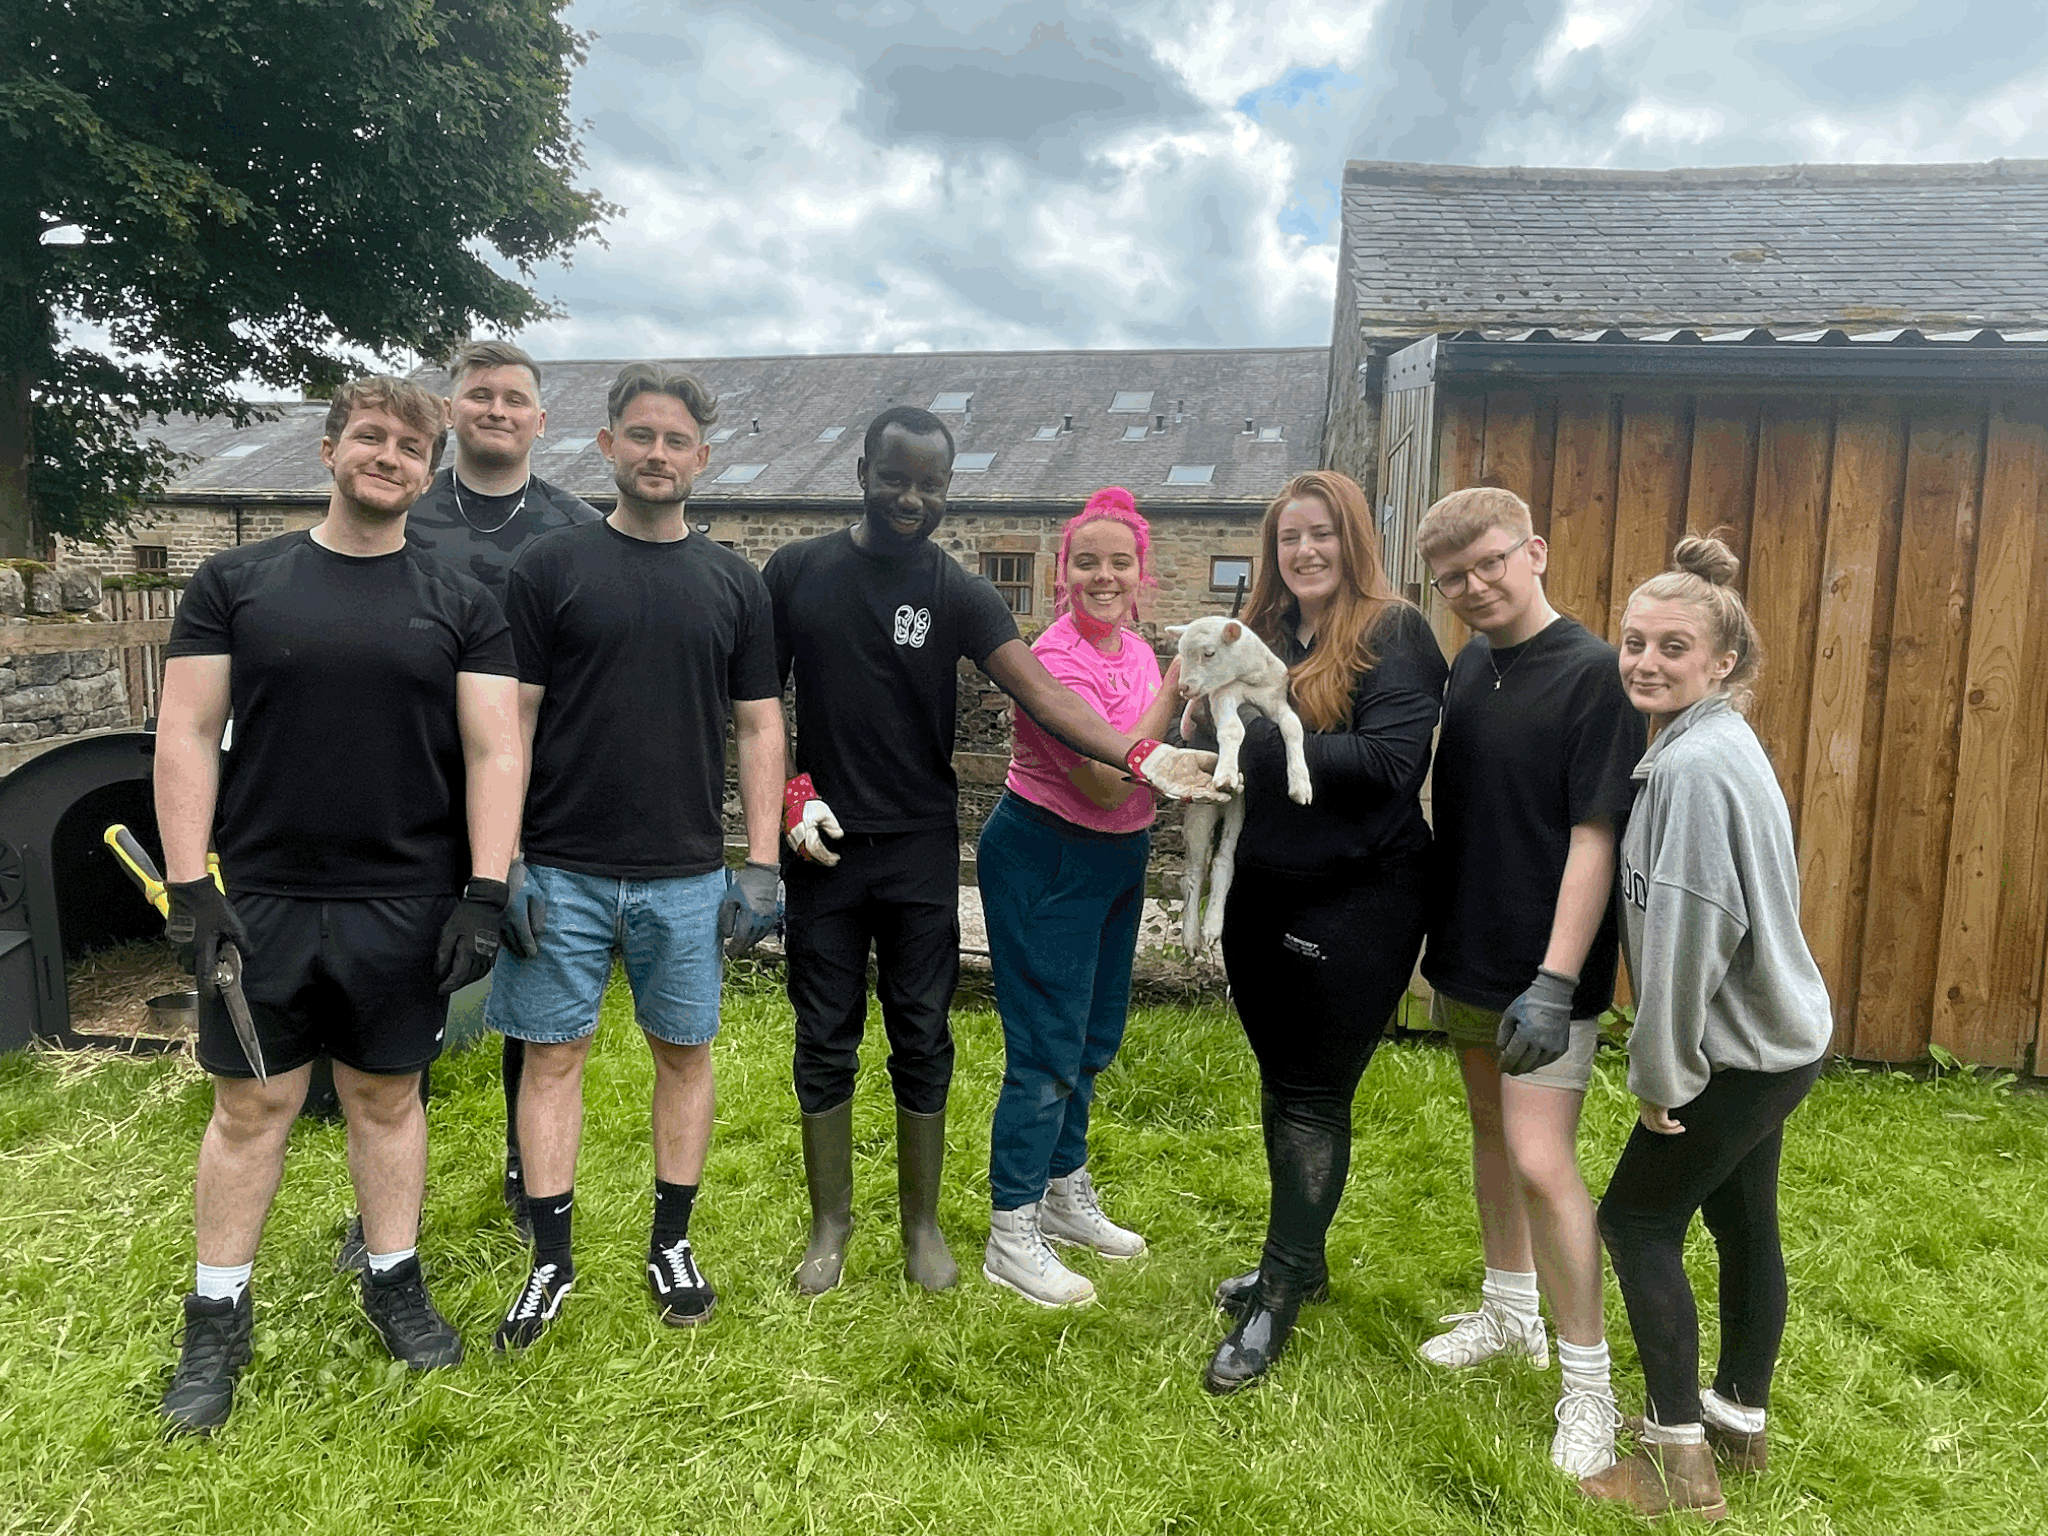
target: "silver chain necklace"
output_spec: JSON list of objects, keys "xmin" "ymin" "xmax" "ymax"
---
[
  {"xmin": 453, "ymin": 476, "xmax": 530, "ymax": 535},
  {"xmin": 1487, "ymin": 642, "xmax": 1530, "ymax": 691}
]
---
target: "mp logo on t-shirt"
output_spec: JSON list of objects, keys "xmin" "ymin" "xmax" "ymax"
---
[{"xmin": 892, "ymin": 605, "xmax": 932, "ymax": 648}]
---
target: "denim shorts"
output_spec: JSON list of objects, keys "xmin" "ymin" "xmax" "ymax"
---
[
  {"xmin": 1431, "ymin": 990, "xmax": 1600, "ymax": 1093},
  {"xmin": 486, "ymin": 863, "xmax": 724, "ymax": 1047}
]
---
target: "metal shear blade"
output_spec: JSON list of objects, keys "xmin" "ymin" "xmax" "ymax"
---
[{"xmin": 214, "ymin": 941, "xmax": 267, "ymax": 1083}]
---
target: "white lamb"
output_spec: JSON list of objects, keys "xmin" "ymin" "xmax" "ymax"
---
[{"xmin": 1168, "ymin": 616, "xmax": 1313, "ymax": 954}]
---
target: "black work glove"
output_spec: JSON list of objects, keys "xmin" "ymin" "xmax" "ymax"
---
[
  {"xmin": 499, "ymin": 857, "xmax": 545, "ymax": 959},
  {"xmin": 1497, "ymin": 967, "xmax": 1578, "ymax": 1076},
  {"xmin": 165, "ymin": 877, "xmax": 252, "ymax": 1001},
  {"xmin": 717, "ymin": 860, "xmax": 782, "ymax": 959},
  {"xmin": 437, "ymin": 878, "xmax": 509, "ymax": 994}
]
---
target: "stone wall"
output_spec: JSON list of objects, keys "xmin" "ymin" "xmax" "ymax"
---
[
  {"xmin": 0, "ymin": 565, "xmax": 132, "ymax": 748},
  {"xmin": 56, "ymin": 504, "xmax": 321, "ymax": 579}
]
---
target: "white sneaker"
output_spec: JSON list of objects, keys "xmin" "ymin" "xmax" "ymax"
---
[
  {"xmin": 1039, "ymin": 1168, "xmax": 1147, "ymax": 1259},
  {"xmin": 983, "ymin": 1204, "xmax": 1096, "ymax": 1307},
  {"xmin": 1551, "ymin": 1383, "xmax": 1622, "ymax": 1477},
  {"xmin": 1417, "ymin": 1300, "xmax": 1550, "ymax": 1369}
]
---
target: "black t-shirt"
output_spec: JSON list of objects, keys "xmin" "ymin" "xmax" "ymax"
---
[
  {"xmin": 166, "ymin": 531, "xmax": 518, "ymax": 898},
  {"xmin": 1230, "ymin": 602, "xmax": 1448, "ymax": 878},
  {"xmin": 1422, "ymin": 615, "xmax": 1646, "ymax": 1017},
  {"xmin": 506, "ymin": 521, "xmax": 780, "ymax": 879},
  {"xmin": 764, "ymin": 529, "xmax": 1020, "ymax": 834},
  {"xmin": 406, "ymin": 469, "xmax": 600, "ymax": 597}
]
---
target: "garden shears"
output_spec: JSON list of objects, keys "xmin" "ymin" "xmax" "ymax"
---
[{"xmin": 103, "ymin": 824, "xmax": 266, "ymax": 1082}]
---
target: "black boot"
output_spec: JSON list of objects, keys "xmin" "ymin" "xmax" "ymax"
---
[
  {"xmin": 1213, "ymin": 1262, "xmax": 1330, "ymax": 1318},
  {"xmin": 896, "ymin": 1103, "xmax": 959, "ymax": 1290},
  {"xmin": 1203, "ymin": 1275, "xmax": 1307, "ymax": 1394},
  {"xmin": 796, "ymin": 1098, "xmax": 856, "ymax": 1294}
]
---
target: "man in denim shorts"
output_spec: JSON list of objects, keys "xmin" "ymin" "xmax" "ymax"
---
[
  {"xmin": 1417, "ymin": 487, "xmax": 1645, "ymax": 1478},
  {"xmin": 486, "ymin": 364, "xmax": 785, "ymax": 1347}
]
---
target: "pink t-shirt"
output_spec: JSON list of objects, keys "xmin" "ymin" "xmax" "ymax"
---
[{"xmin": 1006, "ymin": 613, "xmax": 1164, "ymax": 833}]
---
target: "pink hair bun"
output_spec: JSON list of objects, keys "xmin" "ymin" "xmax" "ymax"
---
[{"xmin": 1083, "ymin": 486, "xmax": 1138, "ymax": 518}]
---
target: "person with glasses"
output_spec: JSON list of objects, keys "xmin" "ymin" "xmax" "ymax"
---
[{"xmin": 1413, "ymin": 487, "xmax": 1645, "ymax": 1478}]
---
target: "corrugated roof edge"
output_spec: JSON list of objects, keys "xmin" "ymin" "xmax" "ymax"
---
[{"xmin": 1342, "ymin": 157, "xmax": 2048, "ymax": 187}]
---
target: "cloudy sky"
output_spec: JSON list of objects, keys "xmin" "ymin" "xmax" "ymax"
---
[{"xmin": 505, "ymin": 0, "xmax": 2048, "ymax": 360}]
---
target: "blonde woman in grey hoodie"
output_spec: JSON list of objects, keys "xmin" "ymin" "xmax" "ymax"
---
[{"xmin": 1579, "ymin": 534, "xmax": 1832, "ymax": 1522}]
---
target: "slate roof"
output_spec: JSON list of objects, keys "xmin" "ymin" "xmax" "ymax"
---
[
  {"xmin": 152, "ymin": 348, "xmax": 1327, "ymax": 510},
  {"xmin": 1340, "ymin": 159, "xmax": 2048, "ymax": 335}
]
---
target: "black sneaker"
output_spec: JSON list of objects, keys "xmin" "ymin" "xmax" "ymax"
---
[
  {"xmin": 648, "ymin": 1236, "xmax": 716, "ymax": 1327},
  {"xmin": 360, "ymin": 1258, "xmax": 464, "ymax": 1369},
  {"xmin": 159, "ymin": 1290, "xmax": 254, "ymax": 1436},
  {"xmin": 504, "ymin": 1151, "xmax": 532, "ymax": 1244},
  {"xmin": 333, "ymin": 1214, "xmax": 368, "ymax": 1275},
  {"xmin": 495, "ymin": 1260, "xmax": 574, "ymax": 1351}
]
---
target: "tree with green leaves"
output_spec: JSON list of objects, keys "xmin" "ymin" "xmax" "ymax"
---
[{"xmin": 0, "ymin": 0, "xmax": 609, "ymax": 555}]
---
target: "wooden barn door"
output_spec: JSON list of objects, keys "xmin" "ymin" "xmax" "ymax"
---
[{"xmin": 1379, "ymin": 337, "xmax": 1437, "ymax": 603}]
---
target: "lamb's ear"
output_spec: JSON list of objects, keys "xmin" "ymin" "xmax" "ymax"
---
[
  {"xmin": 1221, "ymin": 620, "xmax": 1243, "ymax": 642},
  {"xmin": 1165, "ymin": 624, "xmax": 1187, "ymax": 639}
]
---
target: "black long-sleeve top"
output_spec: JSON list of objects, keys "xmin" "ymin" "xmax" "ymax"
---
[{"xmin": 1226, "ymin": 602, "xmax": 1447, "ymax": 879}]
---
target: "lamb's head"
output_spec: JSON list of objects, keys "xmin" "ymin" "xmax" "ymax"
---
[{"xmin": 1167, "ymin": 615, "xmax": 1285, "ymax": 700}]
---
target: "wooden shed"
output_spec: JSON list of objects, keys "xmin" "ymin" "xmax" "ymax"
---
[{"xmin": 1323, "ymin": 159, "xmax": 2048, "ymax": 1073}]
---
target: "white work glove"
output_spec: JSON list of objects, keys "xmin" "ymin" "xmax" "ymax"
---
[
  {"xmin": 783, "ymin": 773, "xmax": 845, "ymax": 866},
  {"xmin": 1124, "ymin": 739, "xmax": 1230, "ymax": 803}
]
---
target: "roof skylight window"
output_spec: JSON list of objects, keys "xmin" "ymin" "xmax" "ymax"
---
[
  {"xmin": 1165, "ymin": 464, "xmax": 1215, "ymax": 485},
  {"xmin": 1123, "ymin": 426, "xmax": 1150, "ymax": 441},
  {"xmin": 715, "ymin": 464, "xmax": 767, "ymax": 484},
  {"xmin": 215, "ymin": 443, "xmax": 260, "ymax": 459},
  {"xmin": 543, "ymin": 436, "xmax": 593, "ymax": 454},
  {"xmin": 952, "ymin": 452, "xmax": 995, "ymax": 473},
  {"xmin": 1257, "ymin": 426, "xmax": 1284, "ymax": 442},
  {"xmin": 1109, "ymin": 391, "xmax": 1154, "ymax": 413},
  {"xmin": 1032, "ymin": 426, "xmax": 1059, "ymax": 441},
  {"xmin": 816, "ymin": 426, "xmax": 845, "ymax": 442},
  {"xmin": 929, "ymin": 392, "xmax": 973, "ymax": 413},
  {"xmin": 708, "ymin": 427, "xmax": 739, "ymax": 444}
]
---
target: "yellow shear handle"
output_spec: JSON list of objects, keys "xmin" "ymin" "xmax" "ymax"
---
[{"xmin": 102, "ymin": 825, "xmax": 226, "ymax": 917}]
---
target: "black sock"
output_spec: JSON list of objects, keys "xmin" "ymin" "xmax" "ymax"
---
[
  {"xmin": 529, "ymin": 1188, "xmax": 573, "ymax": 1271},
  {"xmin": 652, "ymin": 1180, "xmax": 697, "ymax": 1245}
]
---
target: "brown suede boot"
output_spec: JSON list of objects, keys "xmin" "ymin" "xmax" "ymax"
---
[
  {"xmin": 1623, "ymin": 1412, "xmax": 1769, "ymax": 1474},
  {"xmin": 1580, "ymin": 1438, "xmax": 1729, "ymax": 1520}
]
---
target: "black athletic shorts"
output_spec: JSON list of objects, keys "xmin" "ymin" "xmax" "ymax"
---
[{"xmin": 196, "ymin": 892, "xmax": 456, "ymax": 1080}]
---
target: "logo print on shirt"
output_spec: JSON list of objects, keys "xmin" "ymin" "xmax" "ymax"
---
[{"xmin": 893, "ymin": 605, "xmax": 932, "ymax": 648}]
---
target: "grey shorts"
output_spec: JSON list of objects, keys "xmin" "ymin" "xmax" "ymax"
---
[{"xmin": 1432, "ymin": 990, "xmax": 1600, "ymax": 1093}]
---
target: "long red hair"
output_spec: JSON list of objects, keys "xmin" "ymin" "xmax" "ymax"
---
[{"xmin": 1241, "ymin": 470, "xmax": 1407, "ymax": 732}]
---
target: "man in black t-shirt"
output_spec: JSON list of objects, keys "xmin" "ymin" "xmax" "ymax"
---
[
  {"xmin": 329, "ymin": 341, "xmax": 600, "ymax": 1269},
  {"xmin": 153, "ymin": 376, "xmax": 523, "ymax": 1435},
  {"xmin": 1415, "ymin": 486, "xmax": 1646, "ymax": 1479},
  {"xmin": 766, "ymin": 406, "xmax": 1219, "ymax": 1297},
  {"xmin": 485, "ymin": 364, "xmax": 785, "ymax": 1348}
]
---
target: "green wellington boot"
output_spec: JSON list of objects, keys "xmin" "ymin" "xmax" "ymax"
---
[
  {"xmin": 796, "ymin": 1099, "xmax": 856, "ymax": 1295},
  {"xmin": 896, "ymin": 1104, "xmax": 960, "ymax": 1290}
]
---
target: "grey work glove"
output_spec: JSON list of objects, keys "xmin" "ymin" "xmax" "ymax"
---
[
  {"xmin": 499, "ymin": 857, "xmax": 546, "ymax": 959},
  {"xmin": 1496, "ymin": 967, "xmax": 1578, "ymax": 1076},
  {"xmin": 165, "ymin": 877, "xmax": 252, "ymax": 1001},
  {"xmin": 717, "ymin": 860, "xmax": 782, "ymax": 959}
]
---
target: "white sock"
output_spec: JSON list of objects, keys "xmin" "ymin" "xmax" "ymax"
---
[
  {"xmin": 195, "ymin": 1260, "xmax": 252, "ymax": 1304},
  {"xmin": 366, "ymin": 1246, "xmax": 417, "ymax": 1276},
  {"xmin": 1641, "ymin": 1416, "xmax": 1706, "ymax": 1445},
  {"xmin": 1702, "ymin": 1387, "xmax": 1767, "ymax": 1434},
  {"xmin": 1482, "ymin": 1267, "xmax": 1541, "ymax": 1320},
  {"xmin": 1556, "ymin": 1337, "xmax": 1613, "ymax": 1394}
]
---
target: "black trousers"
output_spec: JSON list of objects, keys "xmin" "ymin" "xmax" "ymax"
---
[
  {"xmin": 1598, "ymin": 1057, "xmax": 1825, "ymax": 1424},
  {"xmin": 1220, "ymin": 858, "xmax": 1429, "ymax": 1287},
  {"xmin": 784, "ymin": 827, "xmax": 959, "ymax": 1116}
]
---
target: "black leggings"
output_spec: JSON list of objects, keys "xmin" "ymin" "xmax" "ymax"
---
[
  {"xmin": 1220, "ymin": 859, "xmax": 1428, "ymax": 1289},
  {"xmin": 1598, "ymin": 1058, "xmax": 1824, "ymax": 1424}
]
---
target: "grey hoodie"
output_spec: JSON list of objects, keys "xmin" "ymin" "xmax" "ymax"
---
[{"xmin": 1619, "ymin": 694, "xmax": 1832, "ymax": 1107}]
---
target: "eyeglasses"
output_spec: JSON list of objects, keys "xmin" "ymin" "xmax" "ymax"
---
[{"xmin": 1429, "ymin": 537, "xmax": 1529, "ymax": 597}]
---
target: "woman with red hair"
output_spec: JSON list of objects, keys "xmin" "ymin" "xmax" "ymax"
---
[
  {"xmin": 1198, "ymin": 470, "xmax": 1448, "ymax": 1390},
  {"xmin": 978, "ymin": 487, "xmax": 1183, "ymax": 1307}
]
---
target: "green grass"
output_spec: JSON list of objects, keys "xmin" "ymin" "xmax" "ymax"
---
[{"xmin": 3, "ymin": 965, "xmax": 2046, "ymax": 1535}]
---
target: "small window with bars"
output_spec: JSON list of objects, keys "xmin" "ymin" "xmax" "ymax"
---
[
  {"xmin": 133, "ymin": 545, "xmax": 169, "ymax": 573},
  {"xmin": 980, "ymin": 552, "xmax": 1034, "ymax": 616}
]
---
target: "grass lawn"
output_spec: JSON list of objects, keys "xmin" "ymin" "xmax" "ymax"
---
[{"xmin": 3, "ymin": 964, "xmax": 2046, "ymax": 1535}]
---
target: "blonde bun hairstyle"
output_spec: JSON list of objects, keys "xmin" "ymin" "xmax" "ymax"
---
[{"xmin": 1623, "ymin": 530, "xmax": 1763, "ymax": 713}]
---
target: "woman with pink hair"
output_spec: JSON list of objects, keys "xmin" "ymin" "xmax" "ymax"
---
[{"xmin": 978, "ymin": 487, "xmax": 1183, "ymax": 1307}]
